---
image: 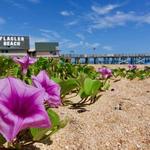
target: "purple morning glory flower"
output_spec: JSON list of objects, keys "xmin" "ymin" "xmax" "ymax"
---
[
  {"xmin": 128, "ymin": 64, "xmax": 137, "ymax": 70},
  {"xmin": 0, "ymin": 77, "xmax": 51, "ymax": 141},
  {"xmin": 98, "ymin": 67, "xmax": 112, "ymax": 79},
  {"xmin": 13, "ymin": 55, "xmax": 37, "ymax": 74},
  {"xmin": 32, "ymin": 70, "xmax": 61, "ymax": 107}
]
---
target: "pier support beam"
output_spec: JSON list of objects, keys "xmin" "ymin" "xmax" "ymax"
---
[
  {"xmin": 94, "ymin": 58, "xmax": 97, "ymax": 64},
  {"xmin": 65, "ymin": 58, "xmax": 71, "ymax": 63},
  {"xmin": 75, "ymin": 58, "xmax": 80, "ymax": 64},
  {"xmin": 85, "ymin": 57, "xmax": 89, "ymax": 64}
]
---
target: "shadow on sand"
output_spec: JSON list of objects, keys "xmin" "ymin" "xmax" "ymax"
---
[{"xmin": 68, "ymin": 95, "xmax": 102, "ymax": 113}]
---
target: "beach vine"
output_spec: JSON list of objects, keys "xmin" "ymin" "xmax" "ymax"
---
[{"xmin": 0, "ymin": 55, "xmax": 149, "ymax": 149}]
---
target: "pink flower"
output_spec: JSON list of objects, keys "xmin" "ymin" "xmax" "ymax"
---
[
  {"xmin": 32, "ymin": 70, "xmax": 61, "ymax": 107},
  {"xmin": 13, "ymin": 55, "xmax": 37, "ymax": 74},
  {"xmin": 128, "ymin": 64, "xmax": 137, "ymax": 70},
  {"xmin": 98, "ymin": 67, "xmax": 112, "ymax": 79},
  {"xmin": 0, "ymin": 77, "xmax": 51, "ymax": 141}
]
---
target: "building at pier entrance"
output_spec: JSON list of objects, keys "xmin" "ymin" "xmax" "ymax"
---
[{"xmin": 35, "ymin": 42, "xmax": 59, "ymax": 55}]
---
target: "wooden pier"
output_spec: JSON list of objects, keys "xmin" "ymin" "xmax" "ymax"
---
[{"xmin": 61, "ymin": 53, "xmax": 150, "ymax": 64}]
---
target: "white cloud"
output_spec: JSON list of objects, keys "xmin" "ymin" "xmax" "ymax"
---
[
  {"xmin": 59, "ymin": 39, "xmax": 80, "ymax": 49},
  {"xmin": 0, "ymin": 17, "xmax": 6, "ymax": 25},
  {"xmin": 88, "ymin": 11, "xmax": 150, "ymax": 32},
  {"xmin": 40, "ymin": 29, "xmax": 61, "ymax": 39},
  {"xmin": 60, "ymin": 11, "xmax": 74, "ymax": 16},
  {"xmin": 13, "ymin": 3, "xmax": 26, "ymax": 9},
  {"xmin": 40, "ymin": 33, "xmax": 52, "ymax": 39},
  {"xmin": 67, "ymin": 42, "xmax": 81, "ymax": 49},
  {"xmin": 58, "ymin": 36, "xmax": 112, "ymax": 53},
  {"xmin": 91, "ymin": 4, "xmax": 119, "ymax": 15},
  {"xmin": 3, "ymin": 0, "xmax": 26, "ymax": 9},
  {"xmin": 60, "ymin": 38, "xmax": 101, "ymax": 50},
  {"xmin": 39, "ymin": 29, "xmax": 51, "ymax": 33},
  {"xmin": 84, "ymin": 42, "xmax": 100, "ymax": 49},
  {"xmin": 76, "ymin": 33, "xmax": 85, "ymax": 40},
  {"xmin": 66, "ymin": 20, "xmax": 78, "ymax": 26},
  {"xmin": 102, "ymin": 46, "xmax": 113, "ymax": 51},
  {"xmin": 59, "ymin": 39, "xmax": 71, "ymax": 45},
  {"xmin": 28, "ymin": 0, "xmax": 40, "ymax": 3}
]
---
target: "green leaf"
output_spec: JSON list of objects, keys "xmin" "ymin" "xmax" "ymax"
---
[
  {"xmin": 47, "ymin": 109, "xmax": 60, "ymax": 129},
  {"xmin": 59, "ymin": 79, "xmax": 78, "ymax": 96},
  {"xmin": 112, "ymin": 68, "xmax": 126, "ymax": 77},
  {"xmin": 46, "ymin": 109, "xmax": 67, "ymax": 136},
  {"xmin": 51, "ymin": 77, "xmax": 62, "ymax": 84},
  {"xmin": 79, "ymin": 88, "xmax": 87, "ymax": 99},
  {"xmin": 0, "ymin": 134, "xmax": 6, "ymax": 145},
  {"xmin": 102, "ymin": 82, "xmax": 110, "ymax": 90},
  {"xmin": 30, "ymin": 109, "xmax": 60, "ymax": 141},
  {"xmin": 30, "ymin": 128, "xmax": 49, "ymax": 141},
  {"xmin": 83, "ymin": 78, "xmax": 101, "ymax": 96},
  {"xmin": 77, "ymin": 73, "xmax": 87, "ymax": 87}
]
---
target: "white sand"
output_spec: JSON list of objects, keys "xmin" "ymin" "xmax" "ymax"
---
[{"xmin": 34, "ymin": 75, "xmax": 150, "ymax": 150}]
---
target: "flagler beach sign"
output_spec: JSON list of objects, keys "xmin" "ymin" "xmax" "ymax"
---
[{"xmin": 0, "ymin": 36, "xmax": 29, "ymax": 50}]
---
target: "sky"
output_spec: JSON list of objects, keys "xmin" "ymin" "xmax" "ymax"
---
[{"xmin": 0, "ymin": 0, "xmax": 150, "ymax": 54}]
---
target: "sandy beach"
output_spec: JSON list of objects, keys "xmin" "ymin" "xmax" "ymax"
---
[
  {"xmin": 33, "ymin": 65, "xmax": 150, "ymax": 150},
  {"xmin": 89, "ymin": 64, "xmax": 149, "ymax": 70}
]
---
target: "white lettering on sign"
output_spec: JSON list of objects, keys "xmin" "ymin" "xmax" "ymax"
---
[
  {"xmin": 7, "ymin": 37, "xmax": 10, "ymax": 41},
  {"xmin": 21, "ymin": 37, "xmax": 24, "ymax": 41},
  {"xmin": 3, "ymin": 41, "xmax": 21, "ymax": 46},
  {"xmin": 0, "ymin": 36, "xmax": 26, "ymax": 47},
  {"xmin": 10, "ymin": 37, "xmax": 14, "ymax": 41},
  {"xmin": 0, "ymin": 36, "xmax": 25, "ymax": 42}
]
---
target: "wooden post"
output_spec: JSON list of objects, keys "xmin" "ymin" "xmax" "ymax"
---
[{"xmin": 85, "ymin": 57, "xmax": 89, "ymax": 64}]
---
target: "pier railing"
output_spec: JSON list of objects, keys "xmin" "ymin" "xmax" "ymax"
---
[
  {"xmin": 0, "ymin": 53, "xmax": 149, "ymax": 64},
  {"xmin": 61, "ymin": 53, "xmax": 150, "ymax": 58},
  {"xmin": 61, "ymin": 53, "xmax": 150, "ymax": 64}
]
